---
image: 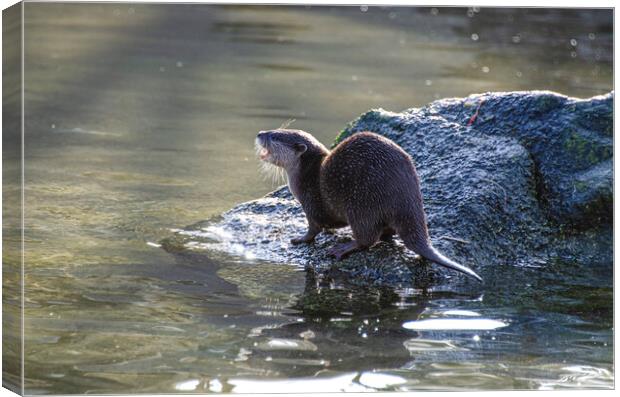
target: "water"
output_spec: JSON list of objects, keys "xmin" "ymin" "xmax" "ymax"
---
[{"xmin": 3, "ymin": 4, "xmax": 613, "ymax": 393}]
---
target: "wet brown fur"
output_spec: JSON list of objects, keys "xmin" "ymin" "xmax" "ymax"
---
[{"xmin": 255, "ymin": 129, "xmax": 482, "ymax": 281}]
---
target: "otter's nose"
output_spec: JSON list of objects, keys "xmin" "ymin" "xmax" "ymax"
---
[{"xmin": 257, "ymin": 130, "xmax": 271, "ymax": 143}]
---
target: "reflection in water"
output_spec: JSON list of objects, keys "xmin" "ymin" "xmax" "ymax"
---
[{"xmin": 5, "ymin": 3, "xmax": 613, "ymax": 394}]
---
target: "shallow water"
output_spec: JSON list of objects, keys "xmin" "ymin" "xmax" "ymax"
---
[{"xmin": 3, "ymin": 4, "xmax": 613, "ymax": 393}]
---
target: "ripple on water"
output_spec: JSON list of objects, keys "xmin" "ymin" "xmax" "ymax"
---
[
  {"xmin": 423, "ymin": 369, "xmax": 514, "ymax": 390},
  {"xmin": 403, "ymin": 338, "xmax": 468, "ymax": 352},
  {"xmin": 402, "ymin": 318, "xmax": 508, "ymax": 331},
  {"xmin": 228, "ymin": 372, "xmax": 368, "ymax": 393},
  {"xmin": 255, "ymin": 338, "xmax": 318, "ymax": 352},
  {"xmin": 264, "ymin": 358, "xmax": 329, "ymax": 367},
  {"xmin": 525, "ymin": 364, "xmax": 614, "ymax": 390}
]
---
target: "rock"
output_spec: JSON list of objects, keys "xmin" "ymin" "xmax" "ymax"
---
[
  {"xmin": 162, "ymin": 91, "xmax": 612, "ymax": 288},
  {"xmin": 420, "ymin": 91, "xmax": 613, "ymax": 227}
]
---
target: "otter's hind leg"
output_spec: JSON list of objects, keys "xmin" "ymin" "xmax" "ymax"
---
[
  {"xmin": 327, "ymin": 241, "xmax": 360, "ymax": 260},
  {"xmin": 328, "ymin": 218, "xmax": 382, "ymax": 261}
]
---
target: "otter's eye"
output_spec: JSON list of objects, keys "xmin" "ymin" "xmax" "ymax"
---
[{"xmin": 293, "ymin": 143, "xmax": 307, "ymax": 154}]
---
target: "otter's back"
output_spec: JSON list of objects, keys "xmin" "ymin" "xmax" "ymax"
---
[{"xmin": 320, "ymin": 132, "xmax": 422, "ymax": 218}]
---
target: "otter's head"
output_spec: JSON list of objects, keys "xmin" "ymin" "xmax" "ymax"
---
[{"xmin": 255, "ymin": 129, "xmax": 329, "ymax": 171}]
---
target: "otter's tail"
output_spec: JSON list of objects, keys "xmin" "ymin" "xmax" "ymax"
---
[{"xmin": 406, "ymin": 239, "xmax": 483, "ymax": 282}]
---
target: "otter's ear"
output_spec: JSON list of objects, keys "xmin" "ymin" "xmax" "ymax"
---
[{"xmin": 294, "ymin": 143, "xmax": 307, "ymax": 155}]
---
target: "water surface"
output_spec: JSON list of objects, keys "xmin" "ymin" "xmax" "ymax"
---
[{"xmin": 3, "ymin": 4, "xmax": 613, "ymax": 393}]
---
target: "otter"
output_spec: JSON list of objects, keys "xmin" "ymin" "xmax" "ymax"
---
[{"xmin": 255, "ymin": 129, "xmax": 482, "ymax": 282}]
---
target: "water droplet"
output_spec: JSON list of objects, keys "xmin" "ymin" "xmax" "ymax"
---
[
  {"xmin": 588, "ymin": 33, "xmax": 596, "ymax": 40},
  {"xmin": 512, "ymin": 35, "xmax": 521, "ymax": 43},
  {"xmin": 467, "ymin": 10, "xmax": 474, "ymax": 17},
  {"xmin": 360, "ymin": 5, "xmax": 368, "ymax": 12},
  {"xmin": 430, "ymin": 8, "xmax": 439, "ymax": 16},
  {"xmin": 471, "ymin": 33, "xmax": 479, "ymax": 41},
  {"xmin": 473, "ymin": 6, "xmax": 480, "ymax": 12},
  {"xmin": 361, "ymin": 332, "xmax": 368, "ymax": 338},
  {"xmin": 481, "ymin": 66, "xmax": 490, "ymax": 73},
  {"xmin": 571, "ymin": 51, "xmax": 577, "ymax": 58},
  {"xmin": 128, "ymin": 7, "xmax": 135, "ymax": 15},
  {"xmin": 570, "ymin": 38, "xmax": 578, "ymax": 46},
  {"xmin": 473, "ymin": 335, "xmax": 480, "ymax": 341},
  {"xmin": 388, "ymin": 12, "xmax": 397, "ymax": 19},
  {"xmin": 351, "ymin": 75, "xmax": 358, "ymax": 81},
  {"xmin": 176, "ymin": 61, "xmax": 183, "ymax": 68},
  {"xmin": 425, "ymin": 79, "xmax": 433, "ymax": 86},
  {"xmin": 516, "ymin": 71, "xmax": 523, "ymax": 78},
  {"xmin": 51, "ymin": 124, "xmax": 56, "ymax": 129}
]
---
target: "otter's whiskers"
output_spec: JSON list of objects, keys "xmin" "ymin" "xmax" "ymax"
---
[{"xmin": 255, "ymin": 141, "xmax": 286, "ymax": 186}]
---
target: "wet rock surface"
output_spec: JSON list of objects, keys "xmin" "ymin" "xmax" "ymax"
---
[{"xmin": 162, "ymin": 91, "xmax": 613, "ymax": 288}]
